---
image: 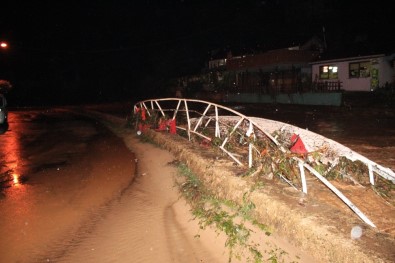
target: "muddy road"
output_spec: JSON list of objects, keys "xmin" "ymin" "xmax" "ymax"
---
[
  {"xmin": 0, "ymin": 108, "xmax": 237, "ymax": 263},
  {"xmin": 0, "ymin": 109, "xmax": 136, "ymax": 262}
]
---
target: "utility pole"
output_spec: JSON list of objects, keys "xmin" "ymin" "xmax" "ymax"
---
[{"xmin": 322, "ymin": 26, "xmax": 327, "ymax": 51}]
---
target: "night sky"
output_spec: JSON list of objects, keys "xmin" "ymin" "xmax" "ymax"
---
[{"xmin": 1, "ymin": 0, "xmax": 394, "ymax": 106}]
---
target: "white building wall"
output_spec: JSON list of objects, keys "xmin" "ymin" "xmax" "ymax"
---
[
  {"xmin": 339, "ymin": 60, "xmax": 370, "ymax": 91},
  {"xmin": 312, "ymin": 55, "xmax": 394, "ymax": 91}
]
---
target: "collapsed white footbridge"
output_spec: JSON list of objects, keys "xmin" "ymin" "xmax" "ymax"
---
[{"xmin": 133, "ymin": 98, "xmax": 395, "ymax": 228}]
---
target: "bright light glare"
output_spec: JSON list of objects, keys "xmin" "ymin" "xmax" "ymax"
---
[
  {"xmin": 13, "ymin": 174, "xmax": 20, "ymax": 185},
  {"xmin": 0, "ymin": 42, "xmax": 8, "ymax": 48}
]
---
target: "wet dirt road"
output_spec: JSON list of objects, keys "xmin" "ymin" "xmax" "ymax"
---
[
  {"xmin": 0, "ymin": 109, "xmax": 136, "ymax": 262},
  {"xmin": 0, "ymin": 108, "xmax": 236, "ymax": 263}
]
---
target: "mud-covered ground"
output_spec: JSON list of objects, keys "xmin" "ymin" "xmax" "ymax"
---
[
  {"xmin": 85, "ymin": 100, "xmax": 395, "ymax": 262},
  {"xmin": 140, "ymin": 121, "xmax": 395, "ymax": 262},
  {"xmin": 0, "ymin": 109, "xmax": 316, "ymax": 262},
  {"xmin": 2, "ymin": 99, "xmax": 394, "ymax": 262},
  {"xmin": 87, "ymin": 100, "xmax": 395, "ymax": 262},
  {"xmin": 0, "ymin": 110, "xmax": 137, "ymax": 262}
]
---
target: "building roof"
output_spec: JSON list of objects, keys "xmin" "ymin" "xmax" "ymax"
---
[
  {"xmin": 310, "ymin": 54, "xmax": 386, "ymax": 65},
  {"xmin": 227, "ymin": 49, "xmax": 319, "ymax": 71}
]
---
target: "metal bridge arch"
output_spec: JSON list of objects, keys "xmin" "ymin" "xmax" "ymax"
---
[{"xmin": 133, "ymin": 98, "xmax": 395, "ymax": 228}]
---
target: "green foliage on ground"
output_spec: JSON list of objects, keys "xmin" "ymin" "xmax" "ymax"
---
[{"xmin": 174, "ymin": 163, "xmax": 292, "ymax": 263}]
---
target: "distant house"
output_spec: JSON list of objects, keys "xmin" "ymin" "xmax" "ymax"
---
[
  {"xmin": 204, "ymin": 36, "xmax": 325, "ymax": 94},
  {"xmin": 208, "ymin": 58, "xmax": 227, "ymax": 70},
  {"xmin": 310, "ymin": 54, "xmax": 395, "ymax": 92},
  {"xmin": 225, "ymin": 48, "xmax": 320, "ymax": 93},
  {"xmin": 177, "ymin": 37, "xmax": 340, "ymax": 99}
]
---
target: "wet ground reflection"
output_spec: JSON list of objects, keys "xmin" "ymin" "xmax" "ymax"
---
[
  {"xmin": 0, "ymin": 108, "xmax": 136, "ymax": 262},
  {"xmin": 0, "ymin": 112, "xmax": 29, "ymax": 190}
]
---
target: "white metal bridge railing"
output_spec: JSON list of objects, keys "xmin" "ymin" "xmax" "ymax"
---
[{"xmin": 133, "ymin": 98, "xmax": 395, "ymax": 228}]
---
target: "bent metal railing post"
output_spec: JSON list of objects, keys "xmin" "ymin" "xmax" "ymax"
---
[
  {"xmin": 133, "ymin": 98, "xmax": 395, "ymax": 228},
  {"xmin": 298, "ymin": 161, "xmax": 308, "ymax": 194},
  {"xmin": 298, "ymin": 158, "xmax": 376, "ymax": 227}
]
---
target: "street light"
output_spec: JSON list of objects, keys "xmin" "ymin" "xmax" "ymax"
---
[{"xmin": 0, "ymin": 42, "xmax": 8, "ymax": 49}]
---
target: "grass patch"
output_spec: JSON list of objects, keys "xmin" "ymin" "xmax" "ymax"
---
[{"xmin": 175, "ymin": 163, "xmax": 283, "ymax": 263}]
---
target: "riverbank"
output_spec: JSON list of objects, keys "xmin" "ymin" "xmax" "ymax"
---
[{"xmin": 89, "ymin": 109, "xmax": 395, "ymax": 262}]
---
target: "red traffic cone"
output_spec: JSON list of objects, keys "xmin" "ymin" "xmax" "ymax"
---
[
  {"xmin": 168, "ymin": 119, "xmax": 177, "ymax": 134},
  {"xmin": 290, "ymin": 134, "xmax": 307, "ymax": 154}
]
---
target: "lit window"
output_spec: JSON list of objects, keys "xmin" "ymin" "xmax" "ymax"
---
[{"xmin": 319, "ymin": 65, "xmax": 338, "ymax": 79}]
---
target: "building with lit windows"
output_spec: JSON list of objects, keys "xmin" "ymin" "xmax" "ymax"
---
[{"xmin": 310, "ymin": 54, "xmax": 395, "ymax": 92}]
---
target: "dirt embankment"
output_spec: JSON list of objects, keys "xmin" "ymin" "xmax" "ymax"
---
[
  {"xmin": 91, "ymin": 110, "xmax": 395, "ymax": 263},
  {"xmin": 142, "ymin": 130, "xmax": 395, "ymax": 263}
]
